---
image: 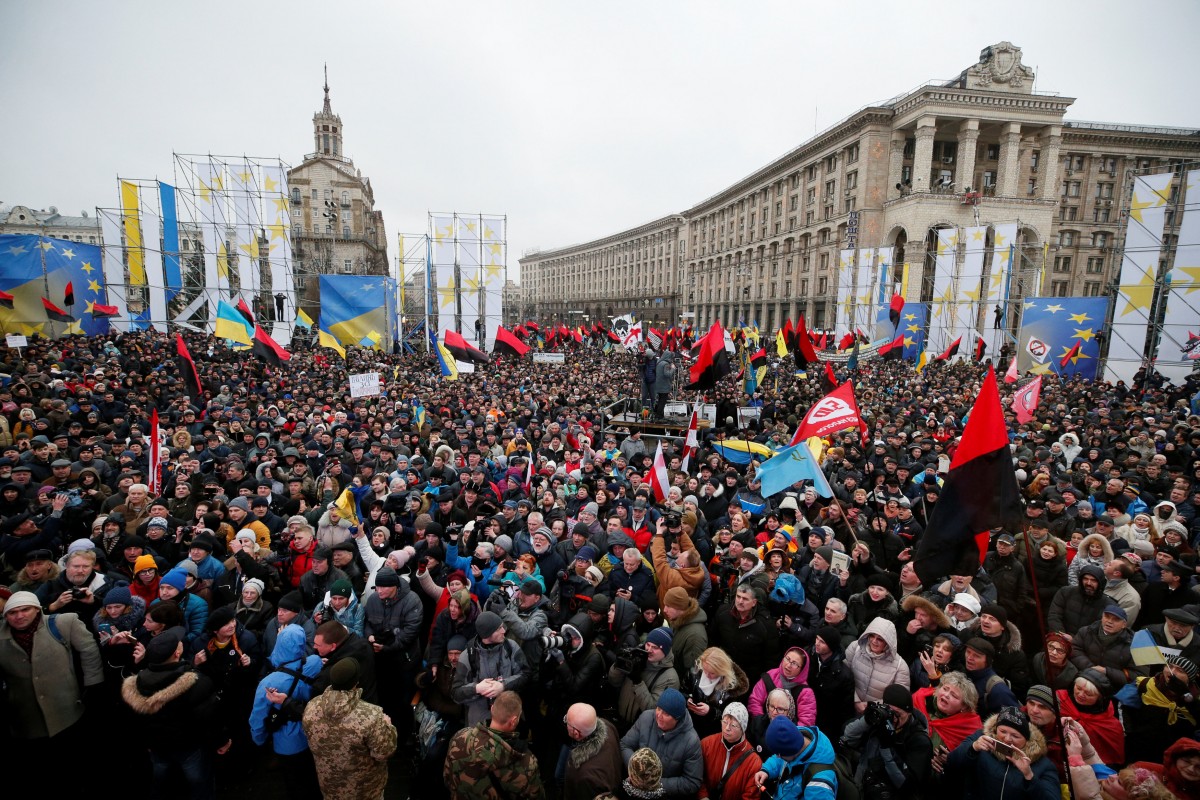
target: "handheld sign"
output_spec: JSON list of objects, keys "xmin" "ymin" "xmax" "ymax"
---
[{"xmin": 348, "ymin": 372, "xmax": 381, "ymax": 398}]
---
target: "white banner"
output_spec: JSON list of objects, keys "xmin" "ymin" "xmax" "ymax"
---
[
  {"xmin": 348, "ymin": 372, "xmax": 381, "ymax": 397},
  {"xmin": 1158, "ymin": 168, "xmax": 1200, "ymax": 382},
  {"xmin": 261, "ymin": 162, "xmax": 295, "ymax": 346},
  {"xmin": 986, "ymin": 223, "xmax": 1018, "ymax": 354},
  {"xmin": 532, "ymin": 352, "xmax": 565, "ymax": 364},
  {"xmin": 432, "ymin": 214, "xmax": 456, "ymax": 333},
  {"xmin": 927, "ymin": 228, "xmax": 958, "ymax": 353},
  {"xmin": 854, "ymin": 248, "xmax": 875, "ymax": 334},
  {"xmin": 836, "ymin": 249, "xmax": 855, "ymax": 334},
  {"xmin": 955, "ymin": 225, "xmax": 988, "ymax": 346},
  {"xmin": 98, "ymin": 208, "xmax": 131, "ymax": 331},
  {"xmin": 1106, "ymin": 172, "xmax": 1174, "ymax": 383},
  {"xmin": 457, "ymin": 214, "xmax": 481, "ymax": 348},
  {"xmin": 482, "ymin": 216, "xmax": 505, "ymax": 352}
]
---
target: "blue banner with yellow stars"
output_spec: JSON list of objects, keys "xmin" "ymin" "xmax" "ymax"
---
[
  {"xmin": 0, "ymin": 234, "xmax": 109, "ymax": 337},
  {"xmin": 1017, "ymin": 296, "xmax": 1109, "ymax": 380},
  {"xmin": 899, "ymin": 303, "xmax": 929, "ymax": 361}
]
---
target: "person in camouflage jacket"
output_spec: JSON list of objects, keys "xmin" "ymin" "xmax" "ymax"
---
[
  {"xmin": 443, "ymin": 690, "xmax": 546, "ymax": 800},
  {"xmin": 301, "ymin": 657, "xmax": 397, "ymax": 800}
]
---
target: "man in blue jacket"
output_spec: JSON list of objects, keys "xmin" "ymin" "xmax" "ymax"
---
[
  {"xmin": 250, "ymin": 624, "xmax": 323, "ymax": 800},
  {"xmin": 753, "ymin": 715, "xmax": 839, "ymax": 800}
]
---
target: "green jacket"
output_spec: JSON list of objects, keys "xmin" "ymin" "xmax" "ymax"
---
[{"xmin": 443, "ymin": 721, "xmax": 546, "ymax": 800}]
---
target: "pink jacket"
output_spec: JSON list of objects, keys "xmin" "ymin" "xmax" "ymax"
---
[{"xmin": 747, "ymin": 646, "xmax": 818, "ymax": 726}]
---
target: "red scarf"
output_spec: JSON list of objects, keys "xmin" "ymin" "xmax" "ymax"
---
[
  {"xmin": 1057, "ymin": 690, "xmax": 1124, "ymax": 765},
  {"xmin": 913, "ymin": 688, "xmax": 982, "ymax": 750}
]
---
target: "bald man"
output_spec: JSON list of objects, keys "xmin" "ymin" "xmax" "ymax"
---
[{"xmin": 561, "ymin": 703, "xmax": 623, "ymax": 800}]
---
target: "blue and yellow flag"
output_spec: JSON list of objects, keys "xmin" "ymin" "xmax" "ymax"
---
[
  {"xmin": 317, "ymin": 328, "xmax": 346, "ymax": 359},
  {"xmin": 900, "ymin": 303, "xmax": 929, "ymax": 362},
  {"xmin": 0, "ymin": 234, "xmax": 109, "ymax": 337},
  {"xmin": 295, "ymin": 308, "xmax": 314, "ymax": 329},
  {"xmin": 712, "ymin": 438, "xmax": 775, "ymax": 465},
  {"xmin": 411, "ymin": 397, "xmax": 427, "ymax": 428},
  {"xmin": 435, "ymin": 341, "xmax": 459, "ymax": 381},
  {"xmin": 1017, "ymin": 297, "xmax": 1109, "ymax": 380},
  {"xmin": 756, "ymin": 441, "xmax": 833, "ymax": 498},
  {"xmin": 214, "ymin": 300, "xmax": 254, "ymax": 345},
  {"xmin": 318, "ymin": 275, "xmax": 396, "ymax": 353}
]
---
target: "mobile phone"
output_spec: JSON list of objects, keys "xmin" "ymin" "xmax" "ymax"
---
[{"xmin": 987, "ymin": 736, "xmax": 1020, "ymax": 759}]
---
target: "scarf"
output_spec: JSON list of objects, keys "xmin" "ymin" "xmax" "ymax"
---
[
  {"xmin": 1165, "ymin": 627, "xmax": 1195, "ymax": 649},
  {"xmin": 1140, "ymin": 677, "xmax": 1197, "ymax": 726},
  {"xmin": 207, "ymin": 630, "xmax": 245, "ymax": 658},
  {"xmin": 699, "ymin": 672, "xmax": 720, "ymax": 695},
  {"xmin": 11, "ymin": 615, "xmax": 41, "ymax": 657}
]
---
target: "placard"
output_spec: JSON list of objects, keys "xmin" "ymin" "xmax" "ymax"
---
[
  {"xmin": 5, "ymin": 334, "xmax": 28, "ymax": 349},
  {"xmin": 665, "ymin": 402, "xmax": 717, "ymax": 425},
  {"xmin": 737, "ymin": 406, "xmax": 763, "ymax": 427},
  {"xmin": 348, "ymin": 372, "xmax": 381, "ymax": 398},
  {"xmin": 532, "ymin": 352, "xmax": 565, "ymax": 364}
]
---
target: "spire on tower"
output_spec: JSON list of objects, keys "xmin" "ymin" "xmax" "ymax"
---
[{"xmin": 323, "ymin": 63, "xmax": 331, "ymax": 114}]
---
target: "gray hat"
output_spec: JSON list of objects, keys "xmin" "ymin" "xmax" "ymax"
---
[
  {"xmin": 475, "ymin": 610, "xmax": 503, "ymax": 639},
  {"xmin": 51, "ymin": 458, "xmax": 72, "ymax": 468},
  {"xmin": 228, "ymin": 497, "xmax": 251, "ymax": 512},
  {"xmin": 583, "ymin": 502, "xmax": 599, "ymax": 517}
]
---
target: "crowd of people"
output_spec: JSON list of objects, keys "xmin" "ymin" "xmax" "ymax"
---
[{"xmin": 1, "ymin": 326, "xmax": 1200, "ymax": 800}]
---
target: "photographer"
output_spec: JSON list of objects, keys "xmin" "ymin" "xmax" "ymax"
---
[
  {"xmin": 363, "ymin": 566, "xmax": 422, "ymax": 735},
  {"xmin": 608, "ymin": 626, "xmax": 681, "ymax": 728},
  {"xmin": 839, "ymin": 685, "xmax": 932, "ymax": 800},
  {"xmin": 546, "ymin": 621, "xmax": 605, "ymax": 713},
  {"xmin": 651, "ymin": 514, "xmax": 709, "ymax": 607},
  {"xmin": 451, "ymin": 611, "xmax": 533, "ymax": 726}
]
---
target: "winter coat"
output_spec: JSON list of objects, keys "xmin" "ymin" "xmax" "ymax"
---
[
  {"xmin": 757, "ymin": 725, "xmax": 838, "ymax": 800},
  {"xmin": 652, "ymin": 533, "xmax": 709, "ymax": 605},
  {"xmin": 452, "ymin": 637, "xmax": 533, "ymax": 726},
  {"xmin": 748, "ymin": 647, "xmax": 818, "ymax": 727},
  {"xmin": 0, "ymin": 611, "xmax": 104, "ymax": 738},
  {"xmin": 964, "ymin": 619, "xmax": 1031, "ymax": 698},
  {"xmin": 681, "ymin": 658, "xmax": 750, "ymax": 738},
  {"xmin": 808, "ymin": 645, "xmax": 855, "ymax": 742},
  {"xmin": 668, "ymin": 605, "xmax": 709, "ymax": 674},
  {"xmin": 427, "ymin": 600, "xmax": 479, "ymax": 666},
  {"xmin": 847, "ymin": 590, "xmax": 900, "ymax": 635},
  {"xmin": 711, "ymin": 603, "xmax": 779, "ymax": 685},
  {"xmin": 444, "ymin": 720, "xmax": 546, "ymax": 800},
  {"xmin": 620, "ymin": 706, "xmax": 704, "ymax": 798},
  {"xmin": 564, "ymin": 717, "xmax": 624, "ymax": 800},
  {"xmin": 362, "ymin": 579, "xmax": 423, "ymax": 665},
  {"xmin": 944, "ymin": 715, "xmax": 1060, "ymax": 800},
  {"xmin": 895, "ymin": 595, "xmax": 953, "ymax": 663},
  {"xmin": 1030, "ymin": 550, "xmax": 1069, "ymax": 608},
  {"xmin": 553, "ymin": 641, "xmax": 607, "ymax": 711},
  {"xmin": 844, "ymin": 616, "xmax": 909, "ymax": 704},
  {"xmin": 497, "ymin": 593, "xmax": 550, "ymax": 667},
  {"xmin": 1047, "ymin": 565, "xmax": 1109, "ymax": 634},
  {"xmin": 301, "ymin": 685, "xmax": 397, "ymax": 800},
  {"xmin": 609, "ymin": 562, "xmax": 658, "ymax": 609},
  {"xmin": 313, "ymin": 590, "xmax": 365, "ymax": 637},
  {"xmin": 609, "ymin": 649, "xmax": 681, "ymax": 726},
  {"xmin": 1069, "ymin": 620, "xmax": 1139, "ymax": 688},
  {"xmin": 698, "ymin": 732, "xmax": 762, "ymax": 800},
  {"xmin": 151, "ymin": 590, "xmax": 209, "ymax": 651},
  {"xmin": 1067, "ymin": 534, "xmax": 1113, "ymax": 586},
  {"xmin": 981, "ymin": 551, "xmax": 1031, "ymax": 619},
  {"xmin": 249, "ymin": 623, "xmax": 323, "ymax": 755},
  {"xmin": 120, "ymin": 661, "xmax": 225, "ymax": 754},
  {"xmin": 841, "ymin": 704, "xmax": 933, "ymax": 799}
]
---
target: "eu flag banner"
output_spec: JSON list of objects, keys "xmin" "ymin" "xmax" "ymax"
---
[
  {"xmin": 1016, "ymin": 297, "xmax": 1109, "ymax": 380},
  {"xmin": 0, "ymin": 234, "xmax": 109, "ymax": 337},
  {"xmin": 318, "ymin": 275, "xmax": 398, "ymax": 353},
  {"xmin": 899, "ymin": 303, "xmax": 929, "ymax": 361}
]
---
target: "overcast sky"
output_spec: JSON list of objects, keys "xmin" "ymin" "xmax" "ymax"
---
[{"xmin": 3, "ymin": 0, "xmax": 1197, "ymax": 283}]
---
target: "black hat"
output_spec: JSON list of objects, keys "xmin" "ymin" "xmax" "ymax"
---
[
  {"xmin": 1163, "ymin": 607, "xmax": 1200, "ymax": 626},
  {"xmin": 881, "ymin": 684, "xmax": 913, "ymax": 713},
  {"xmin": 278, "ymin": 591, "xmax": 304, "ymax": 613},
  {"xmin": 312, "ymin": 545, "xmax": 332, "ymax": 562},
  {"xmin": 330, "ymin": 657, "xmax": 360, "ymax": 690},
  {"xmin": 206, "ymin": 605, "xmax": 236, "ymax": 633},
  {"xmin": 145, "ymin": 627, "xmax": 186, "ymax": 665}
]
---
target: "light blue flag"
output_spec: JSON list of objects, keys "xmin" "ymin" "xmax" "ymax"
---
[{"xmin": 756, "ymin": 442, "xmax": 833, "ymax": 498}]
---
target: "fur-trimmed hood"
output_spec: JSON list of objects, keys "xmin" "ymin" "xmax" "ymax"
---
[
  {"xmin": 121, "ymin": 667, "xmax": 199, "ymax": 714},
  {"xmin": 568, "ymin": 717, "xmax": 615, "ymax": 767},
  {"xmin": 1076, "ymin": 533, "xmax": 1114, "ymax": 564},
  {"xmin": 981, "ymin": 712, "xmax": 1048, "ymax": 763},
  {"xmin": 902, "ymin": 594, "xmax": 951, "ymax": 630}
]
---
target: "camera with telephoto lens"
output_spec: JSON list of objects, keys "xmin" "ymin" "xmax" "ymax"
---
[
  {"xmin": 864, "ymin": 700, "xmax": 897, "ymax": 734},
  {"xmin": 540, "ymin": 632, "xmax": 565, "ymax": 651},
  {"xmin": 664, "ymin": 512, "xmax": 681, "ymax": 528},
  {"xmin": 615, "ymin": 645, "xmax": 649, "ymax": 674}
]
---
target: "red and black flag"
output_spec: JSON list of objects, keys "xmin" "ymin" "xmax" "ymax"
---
[
  {"xmin": 878, "ymin": 333, "xmax": 906, "ymax": 361},
  {"xmin": 793, "ymin": 315, "xmax": 820, "ymax": 369},
  {"xmin": 0, "ymin": 290, "xmax": 14, "ymax": 310},
  {"xmin": 175, "ymin": 334, "xmax": 204, "ymax": 398},
  {"xmin": 913, "ymin": 366, "xmax": 1023, "ymax": 584},
  {"xmin": 444, "ymin": 329, "xmax": 491, "ymax": 365},
  {"xmin": 494, "ymin": 325, "xmax": 530, "ymax": 358},
  {"xmin": 935, "ymin": 336, "xmax": 961, "ymax": 362},
  {"xmin": 513, "ymin": 323, "xmax": 528, "ymax": 341},
  {"xmin": 974, "ymin": 336, "xmax": 987, "ymax": 362},
  {"xmin": 748, "ymin": 347, "xmax": 767, "ymax": 371},
  {"xmin": 837, "ymin": 332, "xmax": 856, "ymax": 352},
  {"xmin": 91, "ymin": 303, "xmax": 119, "ymax": 318},
  {"xmin": 889, "ymin": 293, "xmax": 905, "ymax": 329},
  {"xmin": 686, "ymin": 321, "xmax": 732, "ymax": 390},
  {"xmin": 63, "ymin": 282, "xmax": 75, "ymax": 307},
  {"xmin": 822, "ymin": 361, "xmax": 838, "ymax": 391},
  {"xmin": 252, "ymin": 325, "xmax": 291, "ymax": 367},
  {"xmin": 1059, "ymin": 341, "xmax": 1081, "ymax": 368},
  {"xmin": 815, "ymin": 332, "xmax": 828, "ymax": 350},
  {"xmin": 42, "ymin": 297, "xmax": 73, "ymax": 322}
]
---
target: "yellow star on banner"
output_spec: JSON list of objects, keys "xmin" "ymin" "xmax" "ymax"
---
[
  {"xmin": 239, "ymin": 238, "xmax": 260, "ymax": 260},
  {"xmin": 1058, "ymin": 345, "xmax": 1090, "ymax": 365},
  {"xmin": 487, "ymin": 243, "xmax": 502, "ymax": 259},
  {"xmin": 963, "ymin": 284, "xmax": 981, "ymax": 302},
  {"xmin": 197, "ymin": 179, "xmax": 212, "ymax": 203},
  {"xmin": 904, "ymin": 336, "xmax": 916, "ymax": 347},
  {"xmin": 839, "ymin": 255, "xmax": 851, "ymax": 269},
  {"xmin": 7, "ymin": 245, "xmax": 26, "ymax": 256},
  {"xmin": 263, "ymin": 175, "xmax": 278, "ymax": 192},
  {"xmin": 237, "ymin": 170, "xmax": 253, "ymax": 185},
  {"xmin": 211, "ymin": 174, "xmax": 224, "ymax": 192},
  {"xmin": 266, "ymin": 222, "xmax": 288, "ymax": 251},
  {"xmin": 435, "ymin": 225, "xmax": 453, "ymax": 243},
  {"xmin": 904, "ymin": 313, "xmax": 916, "ymax": 321},
  {"xmin": 1068, "ymin": 312, "xmax": 1091, "ymax": 324},
  {"xmin": 87, "ymin": 279, "xmax": 101, "ymax": 294},
  {"xmin": 272, "ymin": 195, "xmax": 289, "ymax": 214},
  {"xmin": 1030, "ymin": 362, "xmax": 1053, "ymax": 375},
  {"xmin": 80, "ymin": 261, "xmax": 95, "ymax": 274},
  {"xmin": 1176, "ymin": 265, "xmax": 1200, "ymax": 292},
  {"xmin": 1072, "ymin": 328, "xmax": 1096, "ymax": 342},
  {"xmin": 85, "ymin": 300, "xmax": 96, "ymax": 315},
  {"xmin": 60, "ymin": 247, "xmax": 75, "ymax": 260},
  {"xmin": 1129, "ymin": 191, "xmax": 1154, "ymax": 224},
  {"xmin": 461, "ymin": 221, "xmax": 476, "ymax": 233},
  {"xmin": 438, "ymin": 278, "xmax": 456, "ymax": 310},
  {"xmin": 38, "ymin": 240, "xmax": 54, "ymax": 252},
  {"xmin": 19, "ymin": 322, "xmax": 45, "ymax": 337},
  {"xmin": 994, "ymin": 233, "xmax": 1007, "ymax": 249},
  {"xmin": 217, "ymin": 242, "xmax": 230, "ymax": 280},
  {"xmin": 1151, "ymin": 180, "xmax": 1173, "ymax": 204},
  {"xmin": 1044, "ymin": 304, "xmax": 1065, "ymax": 314},
  {"xmin": 484, "ymin": 225, "xmax": 499, "ymax": 241},
  {"xmin": 972, "ymin": 230, "xmax": 985, "ymax": 241},
  {"xmin": 1119, "ymin": 270, "xmax": 1157, "ymax": 315},
  {"xmin": 485, "ymin": 263, "xmax": 503, "ymax": 281},
  {"xmin": 906, "ymin": 324, "xmax": 920, "ymax": 333},
  {"xmin": 63, "ymin": 321, "xmax": 84, "ymax": 336},
  {"xmin": 463, "ymin": 274, "xmax": 482, "ymax": 294}
]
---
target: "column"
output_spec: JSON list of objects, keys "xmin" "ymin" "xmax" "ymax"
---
[
  {"xmin": 1039, "ymin": 125, "xmax": 1063, "ymax": 202},
  {"xmin": 888, "ymin": 132, "xmax": 906, "ymax": 198},
  {"xmin": 911, "ymin": 116, "xmax": 937, "ymax": 193},
  {"xmin": 956, "ymin": 119, "xmax": 980, "ymax": 193},
  {"xmin": 996, "ymin": 122, "xmax": 1023, "ymax": 198}
]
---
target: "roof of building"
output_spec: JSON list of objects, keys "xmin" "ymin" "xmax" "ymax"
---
[{"xmin": 0, "ymin": 205, "xmax": 100, "ymax": 230}]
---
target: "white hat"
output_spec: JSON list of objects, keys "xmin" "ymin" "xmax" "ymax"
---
[
  {"xmin": 950, "ymin": 593, "xmax": 981, "ymax": 615},
  {"xmin": 3, "ymin": 591, "xmax": 41, "ymax": 614},
  {"xmin": 235, "ymin": 529, "xmax": 258, "ymax": 543}
]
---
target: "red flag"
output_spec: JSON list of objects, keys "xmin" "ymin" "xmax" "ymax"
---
[
  {"xmin": 794, "ymin": 315, "xmax": 819, "ymax": 368},
  {"xmin": 1004, "ymin": 356, "xmax": 1019, "ymax": 384},
  {"xmin": 148, "ymin": 409, "xmax": 161, "ymax": 496},
  {"xmin": 0, "ymin": 290, "xmax": 14, "ymax": 309},
  {"xmin": 686, "ymin": 321, "xmax": 732, "ymax": 390},
  {"xmin": 444, "ymin": 329, "xmax": 491, "ymax": 364},
  {"xmin": 91, "ymin": 303, "xmax": 119, "ymax": 318},
  {"xmin": 41, "ymin": 297, "xmax": 73, "ymax": 322},
  {"xmin": 251, "ymin": 325, "xmax": 291, "ymax": 366},
  {"xmin": 1059, "ymin": 341, "xmax": 1081, "ymax": 368},
  {"xmin": 780, "ymin": 319, "xmax": 794, "ymax": 352},
  {"xmin": 913, "ymin": 366, "xmax": 1023, "ymax": 584},
  {"xmin": 748, "ymin": 348, "xmax": 767, "ymax": 371},
  {"xmin": 175, "ymin": 334, "xmax": 203, "ymax": 398},
  {"xmin": 889, "ymin": 293, "xmax": 905, "ymax": 328},
  {"xmin": 816, "ymin": 332, "xmax": 828, "ymax": 350},
  {"xmin": 878, "ymin": 333, "xmax": 906, "ymax": 360},
  {"xmin": 823, "ymin": 362, "xmax": 838, "ymax": 390},
  {"xmin": 63, "ymin": 282, "xmax": 75, "ymax": 307},
  {"xmin": 679, "ymin": 407, "xmax": 700, "ymax": 472},
  {"xmin": 935, "ymin": 337, "xmax": 962, "ymax": 362},
  {"xmin": 1011, "ymin": 376, "xmax": 1042, "ymax": 424},
  {"xmin": 790, "ymin": 380, "xmax": 866, "ymax": 445},
  {"xmin": 647, "ymin": 440, "xmax": 670, "ymax": 503},
  {"xmin": 837, "ymin": 332, "xmax": 856, "ymax": 351},
  {"xmin": 494, "ymin": 325, "xmax": 530, "ymax": 358},
  {"xmin": 974, "ymin": 337, "xmax": 986, "ymax": 362}
]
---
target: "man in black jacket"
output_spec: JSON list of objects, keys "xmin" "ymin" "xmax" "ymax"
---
[
  {"xmin": 839, "ymin": 684, "xmax": 932, "ymax": 800},
  {"xmin": 121, "ymin": 627, "xmax": 229, "ymax": 799}
]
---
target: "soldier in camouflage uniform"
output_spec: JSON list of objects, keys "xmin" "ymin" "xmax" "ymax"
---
[
  {"xmin": 443, "ymin": 690, "xmax": 546, "ymax": 800},
  {"xmin": 301, "ymin": 658, "xmax": 397, "ymax": 800}
]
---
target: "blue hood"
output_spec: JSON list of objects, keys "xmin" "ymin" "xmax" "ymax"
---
[
  {"xmin": 770, "ymin": 572, "xmax": 806, "ymax": 605},
  {"xmin": 270, "ymin": 623, "xmax": 307, "ymax": 668}
]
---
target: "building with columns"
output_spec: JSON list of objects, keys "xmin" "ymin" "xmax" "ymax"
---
[
  {"xmin": 287, "ymin": 73, "xmax": 388, "ymax": 314},
  {"xmin": 519, "ymin": 43, "xmax": 1199, "ymax": 337}
]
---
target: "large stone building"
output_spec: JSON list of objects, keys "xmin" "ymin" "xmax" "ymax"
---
[
  {"xmin": 287, "ymin": 73, "xmax": 388, "ymax": 311},
  {"xmin": 0, "ymin": 205, "xmax": 101, "ymax": 243},
  {"xmin": 520, "ymin": 43, "xmax": 1200, "ymax": 336}
]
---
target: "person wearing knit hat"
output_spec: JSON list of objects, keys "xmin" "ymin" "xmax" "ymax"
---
[
  {"xmin": 159, "ymin": 567, "xmax": 188, "ymax": 595},
  {"xmin": 328, "ymin": 657, "xmax": 360, "ymax": 690},
  {"xmin": 624, "ymin": 748, "xmax": 664, "ymax": 795},
  {"xmin": 474, "ymin": 610, "xmax": 504, "ymax": 640},
  {"xmin": 492, "ymin": 534, "xmax": 514, "ymax": 557},
  {"xmin": 619, "ymin": 688, "xmax": 702, "ymax": 795},
  {"xmin": 104, "ymin": 581, "xmax": 133, "ymax": 609},
  {"xmin": 645, "ymin": 626, "xmax": 673, "ymax": 656},
  {"xmin": 655, "ymin": 686, "xmax": 687, "ymax": 721}
]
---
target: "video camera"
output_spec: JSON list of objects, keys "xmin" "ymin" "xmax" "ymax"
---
[
  {"xmin": 864, "ymin": 700, "xmax": 898, "ymax": 735},
  {"xmin": 614, "ymin": 645, "xmax": 648, "ymax": 674}
]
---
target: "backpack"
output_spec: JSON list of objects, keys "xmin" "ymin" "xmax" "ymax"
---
[
  {"xmin": 801, "ymin": 755, "xmax": 861, "ymax": 800},
  {"xmin": 759, "ymin": 670, "xmax": 809, "ymax": 705},
  {"xmin": 45, "ymin": 614, "xmax": 87, "ymax": 693}
]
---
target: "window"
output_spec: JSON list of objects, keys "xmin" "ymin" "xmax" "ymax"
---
[
  {"xmin": 844, "ymin": 197, "xmax": 856, "ymax": 213},
  {"xmin": 807, "ymin": 165, "xmax": 817, "ymax": 181},
  {"xmin": 1059, "ymin": 231, "xmax": 1076, "ymax": 246},
  {"xmin": 986, "ymin": 144, "xmax": 1000, "ymax": 160},
  {"xmin": 1054, "ymin": 256, "xmax": 1072, "ymax": 273},
  {"xmin": 824, "ymin": 180, "xmax": 836, "ymax": 199},
  {"xmin": 983, "ymin": 170, "xmax": 996, "ymax": 188},
  {"xmin": 1086, "ymin": 257, "xmax": 1105, "ymax": 274},
  {"xmin": 182, "ymin": 239, "xmax": 190, "ymax": 251},
  {"xmin": 800, "ymin": 279, "xmax": 809, "ymax": 294},
  {"xmin": 847, "ymin": 143, "xmax": 860, "ymax": 163},
  {"xmin": 1084, "ymin": 281, "xmax": 1102, "ymax": 296},
  {"xmin": 1051, "ymin": 280, "xmax": 1069, "ymax": 297},
  {"xmin": 805, "ymin": 211, "xmax": 814, "ymax": 226},
  {"xmin": 1060, "ymin": 206, "xmax": 1078, "ymax": 221},
  {"xmin": 1069, "ymin": 155, "xmax": 1085, "ymax": 171},
  {"xmin": 807, "ymin": 188, "xmax": 816, "ymax": 205},
  {"xmin": 819, "ymin": 230, "xmax": 830, "ymax": 245},
  {"xmin": 1096, "ymin": 183, "xmax": 1114, "ymax": 199},
  {"xmin": 1027, "ymin": 179, "xmax": 1037, "ymax": 195},
  {"xmin": 818, "ymin": 276, "xmax": 828, "ymax": 293},
  {"xmin": 292, "ymin": 188, "xmax": 301, "ymax": 204},
  {"xmin": 825, "ymin": 155, "xmax": 838, "ymax": 172},
  {"xmin": 819, "ymin": 254, "xmax": 829, "ymax": 272},
  {"xmin": 311, "ymin": 189, "xmax": 318, "ymax": 202},
  {"xmin": 846, "ymin": 171, "xmax": 858, "ymax": 190},
  {"xmin": 1094, "ymin": 208, "xmax": 1111, "ymax": 224},
  {"xmin": 1101, "ymin": 157, "xmax": 1117, "ymax": 175},
  {"xmin": 785, "ymin": 280, "xmax": 792, "ymax": 294},
  {"xmin": 325, "ymin": 225, "xmax": 332, "ymax": 235},
  {"xmin": 343, "ymin": 259, "xmax": 353, "ymax": 273},
  {"xmin": 1031, "ymin": 151, "xmax": 1040, "ymax": 172},
  {"xmin": 341, "ymin": 191, "xmax": 350, "ymax": 206},
  {"xmin": 342, "ymin": 225, "xmax": 350, "ymax": 238},
  {"xmin": 324, "ymin": 189, "xmax": 332, "ymax": 201},
  {"xmin": 1092, "ymin": 233, "xmax": 1108, "ymax": 248},
  {"xmin": 802, "ymin": 257, "xmax": 811, "ymax": 273},
  {"xmin": 1066, "ymin": 181, "xmax": 1081, "ymax": 197}
]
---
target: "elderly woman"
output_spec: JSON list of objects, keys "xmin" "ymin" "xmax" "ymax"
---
[
  {"xmin": 913, "ymin": 670, "xmax": 982, "ymax": 753},
  {"xmin": 1056, "ymin": 669, "xmax": 1125, "ymax": 766},
  {"xmin": 234, "ymin": 577, "xmax": 275, "ymax": 635},
  {"xmin": 944, "ymin": 706, "xmax": 1060, "ymax": 800}
]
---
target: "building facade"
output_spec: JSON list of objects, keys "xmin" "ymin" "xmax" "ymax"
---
[
  {"xmin": 0, "ymin": 205, "xmax": 101, "ymax": 243},
  {"xmin": 287, "ymin": 75, "xmax": 388, "ymax": 313},
  {"xmin": 519, "ymin": 43, "xmax": 1200, "ymax": 336}
]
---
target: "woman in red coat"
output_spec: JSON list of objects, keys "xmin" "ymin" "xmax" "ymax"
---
[
  {"xmin": 698, "ymin": 702, "xmax": 762, "ymax": 800},
  {"xmin": 1056, "ymin": 669, "xmax": 1124, "ymax": 766}
]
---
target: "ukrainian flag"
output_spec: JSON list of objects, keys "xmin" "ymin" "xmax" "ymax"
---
[
  {"xmin": 411, "ymin": 397, "xmax": 427, "ymax": 428},
  {"xmin": 435, "ymin": 341, "xmax": 459, "ymax": 381},
  {"xmin": 214, "ymin": 300, "xmax": 254, "ymax": 345},
  {"xmin": 712, "ymin": 439, "xmax": 775, "ymax": 465},
  {"xmin": 295, "ymin": 308, "xmax": 314, "ymax": 330},
  {"xmin": 317, "ymin": 328, "xmax": 346, "ymax": 359}
]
